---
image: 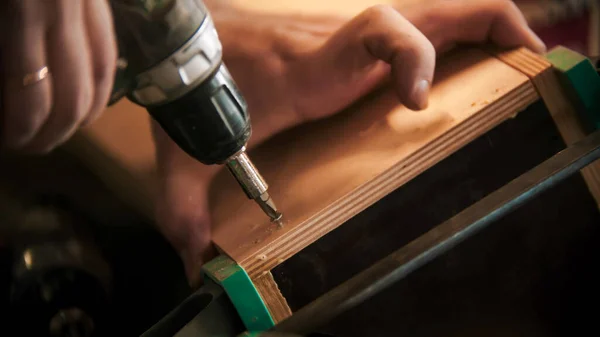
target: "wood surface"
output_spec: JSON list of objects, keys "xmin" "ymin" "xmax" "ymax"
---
[
  {"xmin": 253, "ymin": 271, "xmax": 293, "ymax": 323},
  {"xmin": 209, "ymin": 47, "xmax": 541, "ymax": 278},
  {"xmin": 488, "ymin": 46, "xmax": 600, "ymax": 208}
]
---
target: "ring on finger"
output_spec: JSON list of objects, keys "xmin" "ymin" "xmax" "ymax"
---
[{"xmin": 22, "ymin": 65, "xmax": 50, "ymax": 86}]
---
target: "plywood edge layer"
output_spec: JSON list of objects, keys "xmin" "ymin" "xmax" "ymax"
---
[
  {"xmin": 488, "ymin": 46, "xmax": 600, "ymax": 208},
  {"xmin": 240, "ymin": 81, "xmax": 539, "ymax": 278},
  {"xmin": 485, "ymin": 46, "xmax": 551, "ymax": 79},
  {"xmin": 253, "ymin": 271, "xmax": 293, "ymax": 323}
]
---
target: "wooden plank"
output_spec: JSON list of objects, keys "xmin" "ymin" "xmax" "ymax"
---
[
  {"xmin": 209, "ymin": 47, "xmax": 540, "ymax": 278},
  {"xmin": 253, "ymin": 272, "xmax": 293, "ymax": 323},
  {"xmin": 489, "ymin": 46, "xmax": 600, "ymax": 208}
]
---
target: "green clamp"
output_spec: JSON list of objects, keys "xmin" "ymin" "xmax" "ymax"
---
[
  {"xmin": 202, "ymin": 255, "xmax": 275, "ymax": 333},
  {"xmin": 545, "ymin": 46, "xmax": 600, "ymax": 132}
]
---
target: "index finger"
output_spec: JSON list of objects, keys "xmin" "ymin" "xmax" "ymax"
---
[{"xmin": 303, "ymin": 5, "xmax": 436, "ymax": 112}]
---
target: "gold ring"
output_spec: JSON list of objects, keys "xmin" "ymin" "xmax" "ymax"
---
[{"xmin": 22, "ymin": 66, "xmax": 49, "ymax": 86}]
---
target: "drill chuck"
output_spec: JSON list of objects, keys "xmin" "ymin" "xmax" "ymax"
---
[{"xmin": 146, "ymin": 64, "xmax": 250, "ymax": 165}]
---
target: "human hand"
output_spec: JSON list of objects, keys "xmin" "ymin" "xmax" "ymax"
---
[
  {"xmin": 153, "ymin": 0, "xmax": 546, "ymax": 287},
  {"xmin": 0, "ymin": 0, "xmax": 117, "ymax": 153}
]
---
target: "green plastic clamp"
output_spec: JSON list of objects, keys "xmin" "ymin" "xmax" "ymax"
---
[
  {"xmin": 202, "ymin": 255, "xmax": 275, "ymax": 333},
  {"xmin": 545, "ymin": 46, "xmax": 600, "ymax": 131}
]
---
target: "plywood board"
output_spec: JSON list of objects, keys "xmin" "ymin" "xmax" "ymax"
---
[
  {"xmin": 253, "ymin": 272, "xmax": 293, "ymax": 323},
  {"xmin": 209, "ymin": 47, "xmax": 540, "ymax": 278}
]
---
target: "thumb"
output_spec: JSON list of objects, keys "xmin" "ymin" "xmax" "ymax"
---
[
  {"xmin": 156, "ymin": 167, "xmax": 214, "ymax": 288},
  {"xmin": 152, "ymin": 121, "xmax": 220, "ymax": 288},
  {"xmin": 155, "ymin": 182, "xmax": 215, "ymax": 289}
]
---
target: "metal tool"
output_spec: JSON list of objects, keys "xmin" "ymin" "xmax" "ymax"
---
[{"xmin": 107, "ymin": 0, "xmax": 282, "ymax": 222}]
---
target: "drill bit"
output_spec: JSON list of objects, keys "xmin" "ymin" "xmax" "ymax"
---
[
  {"xmin": 226, "ymin": 150, "xmax": 283, "ymax": 225},
  {"xmin": 256, "ymin": 191, "xmax": 283, "ymax": 225}
]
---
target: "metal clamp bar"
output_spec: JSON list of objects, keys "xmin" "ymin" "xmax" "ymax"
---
[{"xmin": 271, "ymin": 129, "xmax": 600, "ymax": 335}]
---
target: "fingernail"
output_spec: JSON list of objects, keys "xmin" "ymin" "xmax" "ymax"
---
[{"xmin": 413, "ymin": 80, "xmax": 430, "ymax": 110}]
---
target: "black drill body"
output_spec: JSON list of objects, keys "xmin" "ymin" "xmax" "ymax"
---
[
  {"xmin": 147, "ymin": 65, "xmax": 251, "ymax": 165},
  {"xmin": 109, "ymin": 0, "xmax": 250, "ymax": 165},
  {"xmin": 107, "ymin": 0, "xmax": 281, "ymax": 221}
]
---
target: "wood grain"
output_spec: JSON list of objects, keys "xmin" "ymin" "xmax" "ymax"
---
[
  {"xmin": 486, "ymin": 46, "xmax": 551, "ymax": 79},
  {"xmin": 253, "ymin": 271, "xmax": 292, "ymax": 323},
  {"xmin": 489, "ymin": 47, "xmax": 600, "ymax": 208},
  {"xmin": 209, "ymin": 47, "xmax": 540, "ymax": 278}
]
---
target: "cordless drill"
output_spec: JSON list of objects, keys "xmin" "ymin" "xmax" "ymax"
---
[{"xmin": 107, "ymin": 0, "xmax": 282, "ymax": 222}]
